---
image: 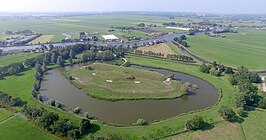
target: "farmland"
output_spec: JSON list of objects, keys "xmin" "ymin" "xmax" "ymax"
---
[
  {"xmin": 0, "ymin": 108, "xmax": 13, "ymax": 122},
  {"xmin": 186, "ymin": 28, "xmax": 266, "ymax": 70},
  {"xmin": 28, "ymin": 35, "xmax": 55, "ymax": 44},
  {"xmin": 136, "ymin": 43, "xmax": 175, "ymax": 57}
]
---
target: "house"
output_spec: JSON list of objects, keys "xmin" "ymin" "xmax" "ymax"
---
[{"xmin": 102, "ymin": 35, "xmax": 120, "ymax": 42}]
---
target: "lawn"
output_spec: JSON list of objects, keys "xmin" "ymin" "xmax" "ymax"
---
[
  {"xmin": 0, "ymin": 108, "xmax": 13, "ymax": 122},
  {"xmin": 0, "ymin": 116, "xmax": 59, "ymax": 140},
  {"xmin": 66, "ymin": 63, "xmax": 184, "ymax": 100},
  {"xmin": 28, "ymin": 35, "xmax": 55, "ymax": 44},
  {"xmin": 0, "ymin": 53, "xmax": 42, "ymax": 67},
  {"xmin": 186, "ymin": 28, "xmax": 266, "ymax": 70}
]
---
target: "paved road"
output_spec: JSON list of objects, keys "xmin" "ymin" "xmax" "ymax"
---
[{"xmin": 1, "ymin": 33, "xmax": 185, "ymax": 52}]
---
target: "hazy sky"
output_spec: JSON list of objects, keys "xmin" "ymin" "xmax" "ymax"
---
[{"xmin": 1, "ymin": 0, "xmax": 266, "ymax": 14}]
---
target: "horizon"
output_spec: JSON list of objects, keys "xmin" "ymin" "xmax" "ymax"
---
[{"xmin": 1, "ymin": 0, "xmax": 266, "ymax": 14}]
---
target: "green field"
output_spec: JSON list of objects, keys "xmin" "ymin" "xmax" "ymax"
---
[
  {"xmin": 242, "ymin": 109, "xmax": 266, "ymax": 140},
  {"xmin": 0, "ymin": 108, "xmax": 13, "ymax": 122},
  {"xmin": 186, "ymin": 28, "xmax": 266, "ymax": 70},
  {"xmin": 66, "ymin": 63, "xmax": 184, "ymax": 100},
  {"xmin": 166, "ymin": 42, "xmax": 186, "ymax": 55},
  {"xmin": 0, "ymin": 116, "xmax": 59, "ymax": 140},
  {"xmin": 153, "ymin": 27, "xmax": 185, "ymax": 34},
  {"xmin": 0, "ymin": 15, "xmax": 197, "ymax": 40},
  {"xmin": 0, "ymin": 53, "xmax": 42, "ymax": 67}
]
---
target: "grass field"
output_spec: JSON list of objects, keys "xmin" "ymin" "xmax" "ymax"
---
[
  {"xmin": 120, "ymin": 30, "xmax": 149, "ymax": 39},
  {"xmin": 0, "ymin": 53, "xmax": 42, "ymax": 67},
  {"xmin": 242, "ymin": 109, "xmax": 266, "ymax": 140},
  {"xmin": 0, "ymin": 116, "xmax": 59, "ymax": 140},
  {"xmin": 186, "ymin": 28, "xmax": 266, "ymax": 70},
  {"xmin": 28, "ymin": 35, "xmax": 54, "ymax": 44},
  {"xmin": 137, "ymin": 43, "xmax": 175, "ymax": 57},
  {"xmin": 66, "ymin": 63, "xmax": 184, "ymax": 100},
  {"xmin": 153, "ymin": 27, "xmax": 185, "ymax": 34},
  {"xmin": 0, "ymin": 108, "xmax": 13, "ymax": 122},
  {"xmin": 165, "ymin": 121, "xmax": 245, "ymax": 140},
  {"xmin": 165, "ymin": 42, "xmax": 185, "ymax": 55}
]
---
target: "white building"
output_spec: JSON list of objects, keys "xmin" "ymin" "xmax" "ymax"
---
[{"xmin": 102, "ymin": 35, "xmax": 120, "ymax": 42}]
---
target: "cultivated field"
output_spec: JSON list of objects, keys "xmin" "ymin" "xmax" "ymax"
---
[
  {"xmin": 28, "ymin": 35, "xmax": 55, "ymax": 44},
  {"xmin": 137, "ymin": 43, "xmax": 175, "ymax": 57},
  {"xmin": 0, "ymin": 116, "xmax": 59, "ymax": 140},
  {"xmin": 66, "ymin": 63, "xmax": 184, "ymax": 100},
  {"xmin": 187, "ymin": 28, "xmax": 266, "ymax": 70}
]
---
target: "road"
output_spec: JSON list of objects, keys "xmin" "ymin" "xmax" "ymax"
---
[{"xmin": 1, "ymin": 33, "xmax": 185, "ymax": 52}]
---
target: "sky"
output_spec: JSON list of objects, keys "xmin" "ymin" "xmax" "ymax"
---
[{"xmin": 0, "ymin": 0, "xmax": 266, "ymax": 14}]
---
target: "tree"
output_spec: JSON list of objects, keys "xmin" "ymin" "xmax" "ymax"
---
[
  {"xmin": 199, "ymin": 63, "xmax": 211, "ymax": 73},
  {"xmin": 68, "ymin": 129, "xmax": 80, "ymax": 140},
  {"xmin": 70, "ymin": 49, "xmax": 75, "ymax": 59},
  {"xmin": 79, "ymin": 119, "xmax": 91, "ymax": 135},
  {"xmin": 48, "ymin": 99, "xmax": 56, "ymax": 106},
  {"xmin": 50, "ymin": 120, "xmax": 72, "ymax": 136},
  {"xmin": 234, "ymin": 93, "xmax": 246, "ymax": 108},
  {"xmin": 185, "ymin": 115, "xmax": 205, "ymax": 130},
  {"xmin": 69, "ymin": 58, "xmax": 73, "ymax": 66},
  {"xmin": 42, "ymin": 62, "xmax": 47, "ymax": 72},
  {"xmin": 258, "ymin": 96, "xmax": 266, "ymax": 109},
  {"xmin": 35, "ymin": 63, "xmax": 43, "ymax": 74},
  {"xmin": 51, "ymin": 52, "xmax": 58, "ymax": 63},
  {"xmin": 57, "ymin": 56, "xmax": 65, "ymax": 67},
  {"xmin": 38, "ymin": 112, "xmax": 59, "ymax": 128},
  {"xmin": 218, "ymin": 106, "xmax": 237, "ymax": 122},
  {"xmin": 34, "ymin": 71, "xmax": 41, "ymax": 81}
]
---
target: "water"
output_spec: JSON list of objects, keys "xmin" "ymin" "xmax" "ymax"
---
[{"xmin": 40, "ymin": 65, "xmax": 218, "ymax": 125}]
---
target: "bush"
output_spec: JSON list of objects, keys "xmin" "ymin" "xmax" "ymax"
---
[
  {"xmin": 135, "ymin": 118, "xmax": 147, "ymax": 125},
  {"xmin": 79, "ymin": 119, "xmax": 91, "ymax": 135},
  {"xmin": 55, "ymin": 101, "xmax": 62, "ymax": 108},
  {"xmin": 69, "ymin": 76, "xmax": 75, "ymax": 80},
  {"xmin": 185, "ymin": 115, "xmax": 205, "ymax": 130},
  {"xmin": 73, "ymin": 107, "xmax": 81, "ymax": 114},
  {"xmin": 84, "ymin": 112, "xmax": 89, "ymax": 119},
  {"xmin": 48, "ymin": 99, "xmax": 56, "ymax": 106},
  {"xmin": 258, "ymin": 96, "xmax": 266, "ymax": 109},
  {"xmin": 218, "ymin": 106, "xmax": 237, "ymax": 122}
]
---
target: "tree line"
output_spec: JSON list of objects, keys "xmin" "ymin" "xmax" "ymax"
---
[{"xmin": 22, "ymin": 106, "xmax": 91, "ymax": 139}]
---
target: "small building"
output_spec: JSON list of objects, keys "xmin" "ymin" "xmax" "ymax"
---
[{"xmin": 102, "ymin": 35, "xmax": 120, "ymax": 42}]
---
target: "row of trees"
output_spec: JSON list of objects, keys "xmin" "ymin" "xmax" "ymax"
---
[
  {"xmin": 199, "ymin": 62, "xmax": 234, "ymax": 76},
  {"xmin": 134, "ymin": 50, "xmax": 194, "ymax": 62},
  {"xmin": 174, "ymin": 35, "xmax": 189, "ymax": 48},
  {"xmin": 21, "ymin": 106, "xmax": 91, "ymax": 139},
  {"xmin": 230, "ymin": 66, "xmax": 264, "ymax": 109},
  {"xmin": 0, "ymin": 62, "xmax": 25, "ymax": 77}
]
